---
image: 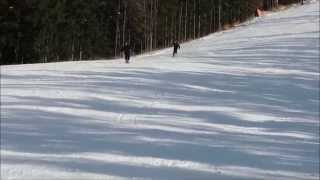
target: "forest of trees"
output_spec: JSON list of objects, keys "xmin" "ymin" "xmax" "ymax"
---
[{"xmin": 0, "ymin": 0, "xmax": 304, "ymax": 65}]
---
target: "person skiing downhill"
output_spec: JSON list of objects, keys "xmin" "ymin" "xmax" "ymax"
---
[
  {"xmin": 172, "ymin": 41, "xmax": 180, "ymax": 57},
  {"xmin": 121, "ymin": 42, "xmax": 131, "ymax": 63}
]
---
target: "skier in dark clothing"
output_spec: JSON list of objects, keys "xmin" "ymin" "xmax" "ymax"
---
[
  {"xmin": 121, "ymin": 42, "xmax": 131, "ymax": 63},
  {"xmin": 172, "ymin": 41, "xmax": 180, "ymax": 57}
]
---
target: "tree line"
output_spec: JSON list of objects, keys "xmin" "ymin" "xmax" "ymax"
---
[{"xmin": 0, "ymin": 0, "xmax": 304, "ymax": 65}]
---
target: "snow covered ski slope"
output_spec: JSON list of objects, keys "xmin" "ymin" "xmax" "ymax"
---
[{"xmin": 1, "ymin": 1, "xmax": 319, "ymax": 180}]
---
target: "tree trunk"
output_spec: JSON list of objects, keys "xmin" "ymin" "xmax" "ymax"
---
[
  {"xmin": 165, "ymin": 16, "xmax": 168, "ymax": 47},
  {"xmin": 179, "ymin": 2, "xmax": 183, "ymax": 41},
  {"xmin": 198, "ymin": 0, "xmax": 201, "ymax": 38},
  {"xmin": 149, "ymin": 0, "xmax": 154, "ymax": 51},
  {"xmin": 210, "ymin": 0, "xmax": 213, "ymax": 33},
  {"xmin": 193, "ymin": 0, "xmax": 196, "ymax": 39},
  {"xmin": 218, "ymin": 0, "xmax": 221, "ymax": 30},
  {"xmin": 198, "ymin": 14, "xmax": 201, "ymax": 38},
  {"xmin": 154, "ymin": 0, "xmax": 158, "ymax": 49},
  {"xmin": 184, "ymin": 0, "xmax": 188, "ymax": 41},
  {"xmin": 122, "ymin": 2, "xmax": 127, "ymax": 47},
  {"xmin": 115, "ymin": 0, "xmax": 121, "ymax": 57},
  {"xmin": 79, "ymin": 45, "xmax": 82, "ymax": 61},
  {"xmin": 71, "ymin": 35, "xmax": 75, "ymax": 61}
]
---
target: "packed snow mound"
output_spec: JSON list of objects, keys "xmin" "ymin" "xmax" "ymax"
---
[{"xmin": 1, "ymin": 1, "xmax": 319, "ymax": 180}]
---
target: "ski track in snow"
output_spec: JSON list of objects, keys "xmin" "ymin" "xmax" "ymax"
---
[{"xmin": 1, "ymin": 1, "xmax": 319, "ymax": 180}]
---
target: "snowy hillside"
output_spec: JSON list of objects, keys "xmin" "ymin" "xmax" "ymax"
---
[{"xmin": 1, "ymin": 1, "xmax": 319, "ymax": 180}]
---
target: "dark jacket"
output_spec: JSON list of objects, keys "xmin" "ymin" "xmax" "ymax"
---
[
  {"xmin": 121, "ymin": 44, "xmax": 131, "ymax": 56},
  {"xmin": 173, "ymin": 42, "xmax": 180, "ymax": 53}
]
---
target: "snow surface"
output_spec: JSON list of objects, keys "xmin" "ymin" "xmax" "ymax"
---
[{"xmin": 1, "ymin": 1, "xmax": 319, "ymax": 180}]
